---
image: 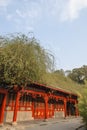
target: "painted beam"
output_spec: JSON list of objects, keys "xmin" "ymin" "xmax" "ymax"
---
[{"xmin": 0, "ymin": 88, "xmax": 7, "ymax": 94}]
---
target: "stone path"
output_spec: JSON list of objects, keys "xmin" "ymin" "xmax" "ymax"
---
[{"xmin": 0, "ymin": 117, "xmax": 86, "ymax": 130}]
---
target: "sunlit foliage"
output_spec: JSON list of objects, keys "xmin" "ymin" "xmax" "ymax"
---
[{"xmin": 0, "ymin": 34, "xmax": 54, "ymax": 86}]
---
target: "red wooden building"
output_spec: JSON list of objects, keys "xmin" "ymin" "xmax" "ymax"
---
[{"xmin": 0, "ymin": 82, "xmax": 79, "ymax": 125}]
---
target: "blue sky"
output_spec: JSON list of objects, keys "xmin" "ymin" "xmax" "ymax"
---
[{"xmin": 0, "ymin": 0, "xmax": 87, "ymax": 70}]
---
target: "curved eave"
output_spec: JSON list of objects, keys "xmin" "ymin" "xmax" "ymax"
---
[{"xmin": 30, "ymin": 81, "xmax": 78, "ymax": 98}]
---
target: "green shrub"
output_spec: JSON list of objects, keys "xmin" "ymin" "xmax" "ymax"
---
[{"xmin": 79, "ymin": 89, "xmax": 87, "ymax": 127}]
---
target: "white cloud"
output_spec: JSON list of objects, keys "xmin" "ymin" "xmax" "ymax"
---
[
  {"xmin": 1, "ymin": 0, "xmax": 87, "ymax": 32},
  {"xmin": 0, "ymin": 0, "xmax": 11, "ymax": 15},
  {"xmin": 30, "ymin": 0, "xmax": 87, "ymax": 21},
  {"xmin": 0, "ymin": 0, "xmax": 11, "ymax": 7},
  {"xmin": 6, "ymin": 14, "xmax": 13, "ymax": 21},
  {"xmin": 16, "ymin": 8, "xmax": 40, "ymax": 19},
  {"xmin": 21, "ymin": 0, "xmax": 87, "ymax": 22},
  {"xmin": 13, "ymin": 1, "xmax": 42, "ymax": 31},
  {"xmin": 16, "ymin": 9, "xmax": 25, "ymax": 18},
  {"xmin": 60, "ymin": 0, "xmax": 87, "ymax": 21}
]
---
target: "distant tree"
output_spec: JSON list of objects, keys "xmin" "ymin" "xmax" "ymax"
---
[
  {"xmin": 68, "ymin": 66, "xmax": 87, "ymax": 84},
  {"xmin": 54, "ymin": 69, "xmax": 65, "ymax": 76},
  {"xmin": 65, "ymin": 70, "xmax": 71, "ymax": 76},
  {"xmin": 0, "ymin": 34, "xmax": 55, "ymax": 86}
]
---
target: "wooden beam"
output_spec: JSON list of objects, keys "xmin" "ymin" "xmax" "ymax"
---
[
  {"xmin": 0, "ymin": 88, "xmax": 7, "ymax": 94},
  {"xmin": 21, "ymin": 89, "xmax": 65, "ymax": 101},
  {"xmin": 21, "ymin": 89, "xmax": 45, "ymax": 96},
  {"xmin": 30, "ymin": 82, "xmax": 78, "ymax": 97},
  {"xmin": 67, "ymin": 98, "xmax": 76, "ymax": 103}
]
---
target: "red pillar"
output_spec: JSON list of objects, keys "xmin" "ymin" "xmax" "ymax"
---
[
  {"xmin": 75, "ymin": 100, "xmax": 79, "ymax": 117},
  {"xmin": 13, "ymin": 92, "xmax": 20, "ymax": 124},
  {"xmin": 44, "ymin": 96, "xmax": 48, "ymax": 120},
  {"xmin": 64, "ymin": 99, "xmax": 67, "ymax": 118},
  {"xmin": 32, "ymin": 101, "xmax": 34, "ymax": 118},
  {"xmin": 0, "ymin": 94, "xmax": 7, "ymax": 125},
  {"xmin": 52, "ymin": 104, "xmax": 54, "ymax": 117},
  {"xmin": 68, "ymin": 100, "xmax": 71, "ymax": 116}
]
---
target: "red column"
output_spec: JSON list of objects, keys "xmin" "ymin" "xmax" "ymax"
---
[
  {"xmin": 44, "ymin": 96, "xmax": 48, "ymax": 120},
  {"xmin": 64, "ymin": 99, "xmax": 67, "ymax": 118},
  {"xmin": 68, "ymin": 100, "xmax": 71, "ymax": 116},
  {"xmin": 0, "ymin": 94, "xmax": 7, "ymax": 125},
  {"xmin": 52, "ymin": 104, "xmax": 54, "ymax": 117},
  {"xmin": 32, "ymin": 101, "xmax": 34, "ymax": 118},
  {"xmin": 13, "ymin": 92, "xmax": 20, "ymax": 124},
  {"xmin": 75, "ymin": 100, "xmax": 79, "ymax": 117}
]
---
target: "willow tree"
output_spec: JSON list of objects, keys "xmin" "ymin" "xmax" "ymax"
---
[{"xmin": 0, "ymin": 34, "xmax": 54, "ymax": 86}]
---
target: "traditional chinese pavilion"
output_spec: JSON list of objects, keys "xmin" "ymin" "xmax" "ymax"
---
[{"xmin": 0, "ymin": 82, "xmax": 79, "ymax": 125}]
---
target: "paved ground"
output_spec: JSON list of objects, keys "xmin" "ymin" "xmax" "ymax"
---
[{"xmin": 0, "ymin": 117, "xmax": 86, "ymax": 130}]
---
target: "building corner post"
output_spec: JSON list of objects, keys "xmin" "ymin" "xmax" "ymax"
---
[
  {"xmin": 0, "ymin": 94, "xmax": 7, "ymax": 126},
  {"xmin": 75, "ymin": 100, "xmax": 79, "ymax": 117}
]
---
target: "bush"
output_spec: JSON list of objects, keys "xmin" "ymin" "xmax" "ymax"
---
[{"xmin": 79, "ymin": 89, "xmax": 87, "ymax": 127}]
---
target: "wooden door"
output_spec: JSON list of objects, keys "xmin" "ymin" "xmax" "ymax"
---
[
  {"xmin": 48, "ymin": 103, "xmax": 54, "ymax": 118},
  {"xmin": 34, "ymin": 102, "xmax": 45, "ymax": 119}
]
